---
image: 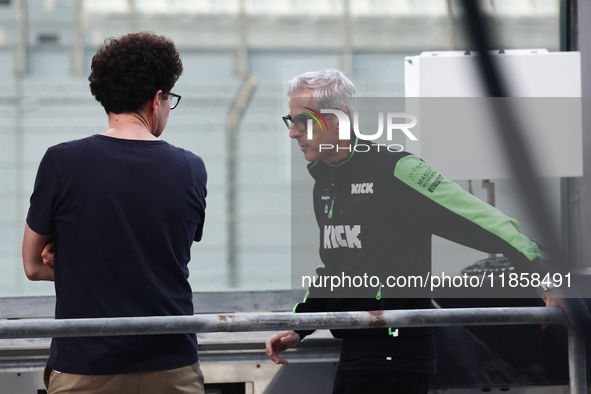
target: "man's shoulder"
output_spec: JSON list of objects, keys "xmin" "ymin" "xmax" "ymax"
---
[
  {"xmin": 48, "ymin": 135, "xmax": 95, "ymax": 150},
  {"xmin": 164, "ymin": 142, "xmax": 206, "ymax": 168},
  {"xmin": 45, "ymin": 135, "xmax": 99, "ymax": 159},
  {"xmin": 370, "ymin": 146, "xmax": 413, "ymax": 161},
  {"xmin": 162, "ymin": 142, "xmax": 207, "ymax": 184},
  {"xmin": 356, "ymin": 145, "xmax": 416, "ymax": 172}
]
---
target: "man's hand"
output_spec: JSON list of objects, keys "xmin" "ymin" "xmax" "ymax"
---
[
  {"xmin": 265, "ymin": 330, "xmax": 300, "ymax": 365},
  {"xmin": 41, "ymin": 242, "xmax": 55, "ymax": 269},
  {"xmin": 541, "ymin": 289, "xmax": 590, "ymax": 330}
]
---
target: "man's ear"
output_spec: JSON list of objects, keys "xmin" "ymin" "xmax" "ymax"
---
[
  {"xmin": 333, "ymin": 110, "xmax": 349, "ymax": 131},
  {"xmin": 149, "ymin": 90, "xmax": 163, "ymax": 115},
  {"xmin": 331, "ymin": 110, "xmax": 354, "ymax": 141}
]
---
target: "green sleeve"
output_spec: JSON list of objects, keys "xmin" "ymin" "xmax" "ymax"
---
[{"xmin": 394, "ymin": 155, "xmax": 542, "ymax": 267}]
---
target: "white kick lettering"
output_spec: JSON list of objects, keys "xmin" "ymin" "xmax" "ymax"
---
[
  {"xmin": 324, "ymin": 225, "xmax": 362, "ymax": 249},
  {"xmin": 351, "ymin": 183, "xmax": 374, "ymax": 195}
]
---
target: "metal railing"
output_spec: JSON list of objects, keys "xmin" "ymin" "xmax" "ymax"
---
[{"xmin": 0, "ymin": 307, "xmax": 585, "ymax": 393}]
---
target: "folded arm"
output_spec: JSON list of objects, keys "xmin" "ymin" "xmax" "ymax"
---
[{"xmin": 22, "ymin": 223, "xmax": 55, "ymax": 281}]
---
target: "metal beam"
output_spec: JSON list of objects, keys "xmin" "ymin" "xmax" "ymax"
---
[
  {"xmin": 0, "ymin": 307, "xmax": 583, "ymax": 391},
  {"xmin": 0, "ymin": 307, "xmax": 569, "ymax": 339}
]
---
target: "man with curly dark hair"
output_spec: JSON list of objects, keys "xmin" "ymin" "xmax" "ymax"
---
[{"xmin": 22, "ymin": 32, "xmax": 207, "ymax": 393}]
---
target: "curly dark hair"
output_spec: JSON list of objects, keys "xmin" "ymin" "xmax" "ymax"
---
[{"xmin": 89, "ymin": 32, "xmax": 183, "ymax": 114}]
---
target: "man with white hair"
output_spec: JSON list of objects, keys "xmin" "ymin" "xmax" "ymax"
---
[{"xmin": 265, "ymin": 69, "xmax": 586, "ymax": 393}]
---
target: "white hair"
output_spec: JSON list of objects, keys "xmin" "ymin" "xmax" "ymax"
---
[{"xmin": 286, "ymin": 69, "xmax": 357, "ymax": 118}]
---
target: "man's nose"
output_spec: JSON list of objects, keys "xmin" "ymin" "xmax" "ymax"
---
[{"xmin": 289, "ymin": 124, "xmax": 302, "ymax": 139}]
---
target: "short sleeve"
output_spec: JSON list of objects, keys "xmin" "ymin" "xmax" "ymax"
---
[
  {"xmin": 26, "ymin": 150, "xmax": 62, "ymax": 236},
  {"xmin": 191, "ymin": 156, "xmax": 207, "ymax": 242}
]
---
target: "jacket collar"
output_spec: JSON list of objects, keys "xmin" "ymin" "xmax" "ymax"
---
[{"xmin": 307, "ymin": 136, "xmax": 362, "ymax": 181}]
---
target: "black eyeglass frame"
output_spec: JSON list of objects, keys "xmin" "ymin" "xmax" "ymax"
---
[
  {"xmin": 283, "ymin": 113, "xmax": 333, "ymax": 132},
  {"xmin": 163, "ymin": 92, "xmax": 182, "ymax": 110},
  {"xmin": 283, "ymin": 115, "xmax": 303, "ymax": 131}
]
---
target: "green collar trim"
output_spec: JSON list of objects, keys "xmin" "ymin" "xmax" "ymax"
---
[{"xmin": 330, "ymin": 136, "xmax": 359, "ymax": 168}]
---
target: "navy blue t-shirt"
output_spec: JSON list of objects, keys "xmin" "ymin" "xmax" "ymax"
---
[{"xmin": 26, "ymin": 134, "xmax": 207, "ymax": 375}]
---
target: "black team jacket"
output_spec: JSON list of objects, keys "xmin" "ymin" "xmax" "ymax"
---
[{"xmin": 293, "ymin": 139, "xmax": 544, "ymax": 374}]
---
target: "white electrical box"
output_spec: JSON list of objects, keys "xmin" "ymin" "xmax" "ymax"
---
[{"xmin": 404, "ymin": 50, "xmax": 583, "ymax": 180}]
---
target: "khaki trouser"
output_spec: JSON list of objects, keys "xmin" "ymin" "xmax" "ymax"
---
[{"xmin": 44, "ymin": 363, "xmax": 205, "ymax": 394}]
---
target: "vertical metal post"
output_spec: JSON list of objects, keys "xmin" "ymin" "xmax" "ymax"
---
[
  {"xmin": 561, "ymin": 178, "xmax": 582, "ymax": 269},
  {"xmin": 128, "ymin": 0, "xmax": 139, "ymax": 33},
  {"xmin": 569, "ymin": 0, "xmax": 579, "ymax": 51},
  {"xmin": 15, "ymin": 0, "xmax": 28, "ymax": 78},
  {"xmin": 71, "ymin": 0, "xmax": 84, "ymax": 76},
  {"xmin": 559, "ymin": 0, "xmax": 582, "ymax": 269},
  {"xmin": 227, "ymin": 116, "xmax": 238, "ymax": 288},
  {"xmin": 482, "ymin": 180, "xmax": 496, "ymax": 259},
  {"xmin": 235, "ymin": 0, "xmax": 248, "ymax": 78},
  {"xmin": 341, "ymin": 0, "xmax": 352, "ymax": 76},
  {"xmin": 488, "ymin": 0, "xmax": 496, "ymax": 13},
  {"xmin": 482, "ymin": 180, "xmax": 496, "ymax": 207},
  {"xmin": 14, "ymin": 0, "xmax": 28, "ymax": 292},
  {"xmin": 226, "ymin": 75, "xmax": 257, "ymax": 288},
  {"xmin": 445, "ymin": 0, "xmax": 456, "ymax": 50},
  {"xmin": 567, "ymin": 327, "xmax": 587, "ymax": 394},
  {"xmin": 575, "ymin": 0, "xmax": 591, "ymax": 269}
]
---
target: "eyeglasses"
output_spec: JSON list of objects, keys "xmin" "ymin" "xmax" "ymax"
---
[
  {"xmin": 163, "ymin": 92, "xmax": 181, "ymax": 110},
  {"xmin": 283, "ymin": 114, "xmax": 309, "ymax": 131},
  {"xmin": 283, "ymin": 113, "xmax": 332, "ymax": 132}
]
